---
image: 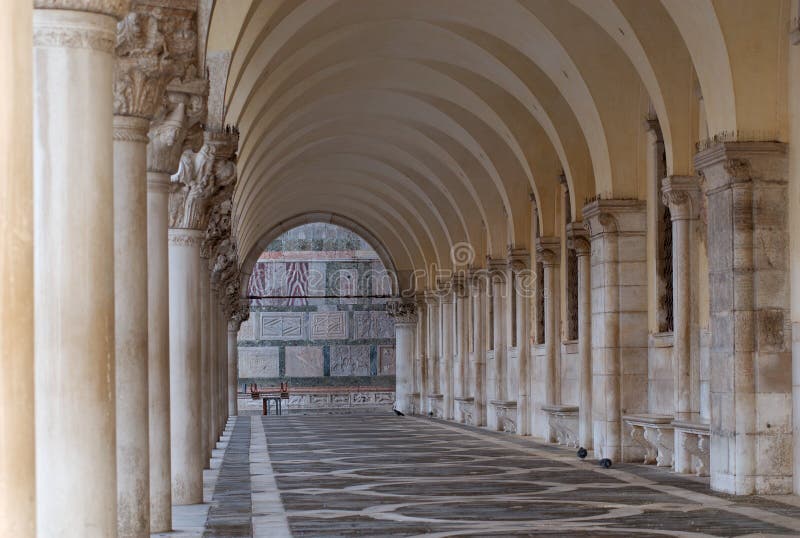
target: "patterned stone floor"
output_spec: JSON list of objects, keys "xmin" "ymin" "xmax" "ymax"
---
[{"xmin": 162, "ymin": 412, "xmax": 800, "ymax": 537}]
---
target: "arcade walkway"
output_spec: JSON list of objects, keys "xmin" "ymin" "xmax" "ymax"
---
[{"xmin": 166, "ymin": 414, "xmax": 800, "ymax": 537}]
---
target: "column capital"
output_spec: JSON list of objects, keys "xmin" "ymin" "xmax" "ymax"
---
[
  {"xmin": 113, "ymin": 4, "xmax": 200, "ymax": 119},
  {"xmin": 661, "ymin": 175, "xmax": 702, "ymax": 221},
  {"xmin": 507, "ymin": 247, "xmax": 529, "ymax": 272},
  {"xmin": 582, "ymin": 199, "xmax": 646, "ymax": 237},
  {"xmin": 34, "ymin": 0, "xmax": 129, "ymax": 19},
  {"xmin": 113, "ymin": 114, "xmax": 149, "ymax": 143},
  {"xmin": 693, "ymin": 141, "xmax": 788, "ymax": 194},
  {"xmin": 566, "ymin": 221, "xmax": 590, "ymax": 256},
  {"xmin": 423, "ymin": 289, "xmax": 441, "ymax": 306},
  {"xmin": 387, "ymin": 300, "xmax": 418, "ymax": 324},
  {"xmin": 536, "ymin": 237, "xmax": 561, "ymax": 267}
]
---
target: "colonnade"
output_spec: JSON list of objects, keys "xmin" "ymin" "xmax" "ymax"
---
[{"xmin": 0, "ymin": 2, "xmax": 249, "ymax": 536}]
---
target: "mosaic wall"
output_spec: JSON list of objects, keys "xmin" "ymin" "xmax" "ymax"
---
[{"xmin": 238, "ymin": 223, "xmax": 395, "ymax": 388}]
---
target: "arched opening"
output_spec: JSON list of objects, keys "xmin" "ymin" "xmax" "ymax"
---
[{"xmin": 237, "ymin": 222, "xmax": 397, "ymax": 413}]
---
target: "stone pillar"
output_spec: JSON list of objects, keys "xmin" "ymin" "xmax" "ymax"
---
[
  {"xmin": 414, "ymin": 293, "xmax": 427, "ymax": 414},
  {"xmin": 33, "ymin": 2, "xmax": 123, "ymax": 535},
  {"xmin": 695, "ymin": 142, "xmax": 791, "ymax": 494},
  {"xmin": 227, "ymin": 316, "xmax": 242, "ymax": 416},
  {"xmin": 389, "ymin": 301, "xmax": 418, "ymax": 414},
  {"xmin": 208, "ymin": 286, "xmax": 219, "ymax": 460},
  {"xmin": 510, "ymin": 250, "xmax": 531, "ymax": 436},
  {"xmin": 488, "ymin": 258, "xmax": 507, "ymax": 430},
  {"xmin": 440, "ymin": 289, "xmax": 455, "ymax": 420},
  {"xmin": 113, "ymin": 113, "xmax": 152, "ymax": 538},
  {"xmin": 470, "ymin": 272, "xmax": 488, "ymax": 426},
  {"xmin": 791, "ymin": 20, "xmax": 800, "ymax": 495},
  {"xmin": 661, "ymin": 177, "xmax": 701, "ymax": 423},
  {"xmin": 0, "ymin": 2, "xmax": 33, "ymax": 535},
  {"xmin": 569, "ymin": 225, "xmax": 592, "ymax": 450},
  {"xmin": 425, "ymin": 291, "xmax": 441, "ymax": 413},
  {"xmin": 168, "ymin": 228, "xmax": 204, "ymax": 504},
  {"xmin": 199, "ymin": 266, "xmax": 211, "ymax": 465},
  {"xmin": 537, "ymin": 238, "xmax": 561, "ymax": 415},
  {"xmin": 454, "ymin": 280, "xmax": 469, "ymax": 404},
  {"xmin": 584, "ymin": 200, "xmax": 648, "ymax": 463},
  {"xmin": 218, "ymin": 305, "xmax": 228, "ymax": 425}
]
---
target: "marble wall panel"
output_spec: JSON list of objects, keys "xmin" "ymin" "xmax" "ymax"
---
[
  {"xmin": 285, "ymin": 346, "xmax": 324, "ymax": 377},
  {"xmin": 261, "ymin": 312, "xmax": 305, "ymax": 340},
  {"xmin": 331, "ymin": 345, "xmax": 371, "ymax": 376},
  {"xmin": 238, "ymin": 346, "xmax": 279, "ymax": 378},
  {"xmin": 379, "ymin": 346, "xmax": 396, "ymax": 375},
  {"xmin": 310, "ymin": 311, "xmax": 347, "ymax": 339}
]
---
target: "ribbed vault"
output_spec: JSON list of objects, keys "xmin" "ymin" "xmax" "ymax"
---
[{"xmin": 206, "ymin": 0, "xmax": 790, "ymax": 288}]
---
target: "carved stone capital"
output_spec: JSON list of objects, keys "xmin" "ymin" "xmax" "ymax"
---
[
  {"xmin": 582, "ymin": 199, "xmax": 646, "ymax": 237},
  {"xmin": 661, "ymin": 176, "xmax": 701, "ymax": 221},
  {"xmin": 508, "ymin": 247, "xmax": 529, "ymax": 272},
  {"xmin": 387, "ymin": 301, "xmax": 418, "ymax": 324},
  {"xmin": 566, "ymin": 222, "xmax": 590, "ymax": 256},
  {"xmin": 536, "ymin": 237, "xmax": 561, "ymax": 267}
]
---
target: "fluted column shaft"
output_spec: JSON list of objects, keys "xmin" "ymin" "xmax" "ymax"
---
[
  {"xmin": 33, "ymin": 5, "xmax": 121, "ymax": 535},
  {"xmin": 168, "ymin": 228, "xmax": 204, "ymax": 505},
  {"xmin": 0, "ymin": 2, "xmax": 34, "ymax": 535},
  {"xmin": 147, "ymin": 173, "xmax": 171, "ymax": 531},
  {"xmin": 114, "ymin": 115, "xmax": 151, "ymax": 538}
]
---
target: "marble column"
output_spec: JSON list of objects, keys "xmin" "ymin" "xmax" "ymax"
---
[
  {"xmin": 661, "ymin": 177, "xmax": 701, "ymax": 424},
  {"xmin": 440, "ymin": 289, "xmax": 455, "ymax": 420},
  {"xmin": 218, "ymin": 304, "xmax": 228, "ymax": 426},
  {"xmin": 113, "ymin": 113, "xmax": 152, "ymax": 538},
  {"xmin": 208, "ymin": 286, "xmax": 219, "ymax": 460},
  {"xmin": 695, "ymin": 142, "xmax": 791, "ymax": 494},
  {"xmin": 415, "ymin": 293, "xmax": 428, "ymax": 414},
  {"xmin": 199, "ymin": 266, "xmax": 211, "ymax": 465},
  {"xmin": 537, "ymin": 238, "xmax": 561, "ymax": 419},
  {"xmin": 790, "ymin": 19, "xmax": 800, "ymax": 495},
  {"xmin": 454, "ymin": 278, "xmax": 469, "ymax": 421},
  {"xmin": 510, "ymin": 250, "xmax": 531, "ymax": 436},
  {"xmin": 33, "ymin": 3, "xmax": 123, "ymax": 535},
  {"xmin": 389, "ymin": 301, "xmax": 418, "ymax": 414},
  {"xmin": 228, "ymin": 316, "xmax": 242, "ymax": 416},
  {"xmin": 470, "ymin": 272, "xmax": 488, "ymax": 426},
  {"xmin": 488, "ymin": 258, "xmax": 508, "ymax": 430},
  {"xmin": 0, "ymin": 2, "xmax": 34, "ymax": 535},
  {"xmin": 569, "ymin": 225, "xmax": 592, "ymax": 450},
  {"xmin": 168, "ymin": 228, "xmax": 204, "ymax": 504},
  {"xmin": 146, "ymin": 104, "xmax": 189, "ymax": 532},
  {"xmin": 584, "ymin": 200, "xmax": 648, "ymax": 463},
  {"xmin": 425, "ymin": 291, "xmax": 441, "ymax": 414}
]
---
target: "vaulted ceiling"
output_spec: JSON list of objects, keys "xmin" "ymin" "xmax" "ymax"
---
[{"xmin": 205, "ymin": 0, "xmax": 790, "ymax": 287}]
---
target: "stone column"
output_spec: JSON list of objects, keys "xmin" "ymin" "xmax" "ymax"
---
[
  {"xmin": 440, "ymin": 289, "xmax": 455, "ymax": 420},
  {"xmin": 199, "ymin": 266, "xmax": 211, "ymax": 465},
  {"xmin": 413, "ymin": 293, "xmax": 427, "ymax": 414},
  {"xmin": 488, "ymin": 258, "xmax": 507, "ymax": 430},
  {"xmin": 227, "ymin": 316, "xmax": 241, "ymax": 416},
  {"xmin": 168, "ymin": 228, "xmax": 204, "ymax": 504},
  {"xmin": 510, "ymin": 250, "xmax": 531, "ymax": 435},
  {"xmin": 661, "ymin": 177, "xmax": 701, "ymax": 422},
  {"xmin": 695, "ymin": 142, "xmax": 791, "ymax": 495},
  {"xmin": 208, "ymin": 286, "xmax": 219, "ymax": 460},
  {"xmin": 218, "ymin": 305, "xmax": 229, "ymax": 424},
  {"xmin": 584, "ymin": 200, "xmax": 648, "ymax": 463},
  {"xmin": 569, "ymin": 225, "xmax": 592, "ymax": 450},
  {"xmin": 389, "ymin": 301, "xmax": 418, "ymax": 414},
  {"xmin": 424, "ymin": 291, "xmax": 441, "ymax": 413},
  {"xmin": 454, "ymin": 279, "xmax": 469, "ymax": 404},
  {"xmin": 791, "ymin": 19, "xmax": 800, "ymax": 495},
  {"xmin": 470, "ymin": 272, "xmax": 488, "ymax": 426},
  {"xmin": 537, "ymin": 238, "xmax": 561, "ymax": 415},
  {"xmin": 146, "ymin": 98, "xmax": 190, "ymax": 533},
  {"xmin": 33, "ymin": 2, "xmax": 123, "ymax": 535},
  {"xmin": 0, "ymin": 2, "xmax": 33, "ymax": 535}
]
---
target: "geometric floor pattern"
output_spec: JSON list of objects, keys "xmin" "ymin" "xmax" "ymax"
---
[{"xmin": 191, "ymin": 412, "xmax": 800, "ymax": 537}]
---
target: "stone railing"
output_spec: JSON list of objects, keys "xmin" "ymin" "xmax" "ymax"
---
[
  {"xmin": 672, "ymin": 419, "xmax": 710, "ymax": 476},
  {"xmin": 490, "ymin": 400, "xmax": 518, "ymax": 433},
  {"xmin": 542, "ymin": 404, "xmax": 579, "ymax": 447},
  {"xmin": 623, "ymin": 414, "xmax": 674, "ymax": 467}
]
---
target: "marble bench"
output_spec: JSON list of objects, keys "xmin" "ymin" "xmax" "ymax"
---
[
  {"xmin": 427, "ymin": 393, "xmax": 444, "ymax": 418},
  {"xmin": 671, "ymin": 419, "xmax": 710, "ymax": 476},
  {"xmin": 454, "ymin": 396, "xmax": 475, "ymax": 425},
  {"xmin": 623, "ymin": 414, "xmax": 674, "ymax": 467},
  {"xmin": 490, "ymin": 400, "xmax": 518, "ymax": 433},
  {"xmin": 541, "ymin": 404, "xmax": 579, "ymax": 447}
]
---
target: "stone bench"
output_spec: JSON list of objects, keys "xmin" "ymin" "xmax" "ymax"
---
[
  {"xmin": 541, "ymin": 404, "xmax": 579, "ymax": 447},
  {"xmin": 454, "ymin": 396, "xmax": 475, "ymax": 425},
  {"xmin": 427, "ymin": 393, "xmax": 444, "ymax": 418},
  {"xmin": 489, "ymin": 400, "xmax": 517, "ymax": 433},
  {"xmin": 623, "ymin": 414, "xmax": 674, "ymax": 467},
  {"xmin": 671, "ymin": 419, "xmax": 710, "ymax": 476}
]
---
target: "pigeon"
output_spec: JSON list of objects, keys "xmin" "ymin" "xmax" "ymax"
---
[{"xmin": 393, "ymin": 408, "xmax": 405, "ymax": 416}]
